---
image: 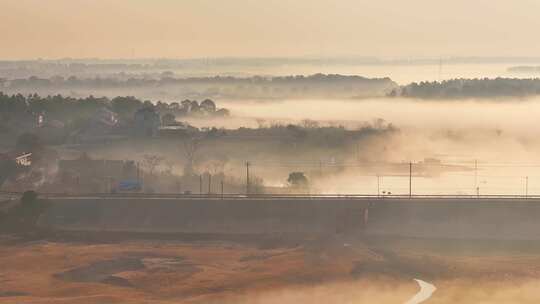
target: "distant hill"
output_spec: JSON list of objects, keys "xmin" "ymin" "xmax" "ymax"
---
[
  {"xmin": 508, "ymin": 66, "xmax": 540, "ymax": 73},
  {"xmin": 0, "ymin": 74, "xmax": 398, "ymax": 100}
]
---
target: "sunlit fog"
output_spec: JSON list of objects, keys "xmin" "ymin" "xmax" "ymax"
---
[{"xmin": 3, "ymin": 1, "xmax": 540, "ymax": 304}]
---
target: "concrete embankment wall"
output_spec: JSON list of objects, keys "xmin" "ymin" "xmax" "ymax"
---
[
  {"xmin": 38, "ymin": 198, "xmax": 369, "ymax": 235},
  {"xmin": 366, "ymin": 199, "xmax": 540, "ymax": 240},
  {"xmin": 39, "ymin": 197, "xmax": 540, "ymax": 240}
]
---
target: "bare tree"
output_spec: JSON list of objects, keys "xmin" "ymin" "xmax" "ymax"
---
[
  {"xmin": 183, "ymin": 136, "xmax": 201, "ymax": 176},
  {"xmin": 164, "ymin": 161, "xmax": 175, "ymax": 175},
  {"xmin": 141, "ymin": 154, "xmax": 164, "ymax": 176},
  {"xmin": 301, "ymin": 119, "xmax": 319, "ymax": 129},
  {"xmin": 255, "ymin": 118, "xmax": 266, "ymax": 129},
  {"xmin": 203, "ymin": 158, "xmax": 227, "ymax": 175}
]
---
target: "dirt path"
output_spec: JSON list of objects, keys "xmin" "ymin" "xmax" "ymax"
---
[{"xmin": 404, "ymin": 279, "xmax": 437, "ymax": 304}]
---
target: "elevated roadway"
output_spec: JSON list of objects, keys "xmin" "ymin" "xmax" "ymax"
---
[{"xmin": 19, "ymin": 192, "xmax": 540, "ymax": 240}]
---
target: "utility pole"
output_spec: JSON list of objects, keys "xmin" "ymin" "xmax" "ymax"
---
[
  {"xmin": 136, "ymin": 162, "xmax": 140, "ymax": 183},
  {"xmin": 409, "ymin": 162, "xmax": 412, "ymax": 198},
  {"xmin": 377, "ymin": 175, "xmax": 380, "ymax": 198},
  {"xmin": 208, "ymin": 174, "xmax": 212, "ymax": 195},
  {"xmin": 246, "ymin": 161, "xmax": 251, "ymax": 195},
  {"xmin": 474, "ymin": 159, "xmax": 478, "ymax": 191},
  {"xmin": 526, "ymin": 176, "xmax": 529, "ymax": 198},
  {"xmin": 221, "ymin": 180, "xmax": 224, "ymax": 199}
]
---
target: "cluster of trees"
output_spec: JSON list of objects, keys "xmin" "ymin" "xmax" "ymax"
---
[
  {"xmin": 0, "ymin": 158, "xmax": 19, "ymax": 187},
  {"xmin": 158, "ymin": 99, "xmax": 229, "ymax": 125},
  {"xmin": 287, "ymin": 172, "xmax": 309, "ymax": 188},
  {"xmin": 0, "ymin": 191, "xmax": 49, "ymax": 233},
  {"xmin": 390, "ymin": 78, "xmax": 540, "ymax": 99},
  {"xmin": 0, "ymin": 92, "xmax": 138, "ymax": 124},
  {"xmin": 229, "ymin": 119, "xmax": 397, "ymax": 148},
  {"xmin": 0, "ymin": 133, "xmax": 59, "ymax": 191},
  {"xmin": 0, "ymin": 92, "xmax": 228, "ymax": 130}
]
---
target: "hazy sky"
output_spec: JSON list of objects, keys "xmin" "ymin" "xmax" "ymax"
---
[{"xmin": 1, "ymin": 0, "xmax": 539, "ymax": 59}]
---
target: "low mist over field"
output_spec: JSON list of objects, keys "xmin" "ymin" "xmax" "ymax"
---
[
  {"xmin": 209, "ymin": 97, "xmax": 540, "ymax": 194},
  {"xmin": 3, "ymin": 86, "xmax": 540, "ymax": 195}
]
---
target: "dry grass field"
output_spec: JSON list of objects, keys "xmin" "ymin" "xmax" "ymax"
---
[{"xmin": 2, "ymin": 234, "xmax": 540, "ymax": 303}]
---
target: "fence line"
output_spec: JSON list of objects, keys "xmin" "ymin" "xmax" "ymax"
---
[{"xmin": 3, "ymin": 191, "xmax": 540, "ymax": 200}]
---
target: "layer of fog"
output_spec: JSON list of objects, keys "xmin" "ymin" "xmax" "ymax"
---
[
  {"xmin": 216, "ymin": 277, "xmax": 540, "ymax": 304},
  {"xmin": 205, "ymin": 63, "xmax": 527, "ymax": 85},
  {"xmin": 213, "ymin": 277, "xmax": 417, "ymax": 304},
  {"xmin": 216, "ymin": 97, "xmax": 536, "ymax": 133},
  {"xmin": 2, "ymin": 61, "xmax": 537, "ymax": 85},
  {"xmin": 183, "ymin": 97, "xmax": 540, "ymax": 195},
  {"xmin": 53, "ymin": 93, "xmax": 540, "ymax": 196},
  {"xmin": 129, "ymin": 62, "xmax": 524, "ymax": 85}
]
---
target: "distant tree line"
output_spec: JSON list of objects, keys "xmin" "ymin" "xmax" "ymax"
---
[
  {"xmin": 390, "ymin": 78, "xmax": 540, "ymax": 99},
  {"xmin": 2, "ymin": 74, "xmax": 395, "ymax": 88},
  {"xmin": 0, "ymin": 74, "xmax": 398, "ymax": 99}
]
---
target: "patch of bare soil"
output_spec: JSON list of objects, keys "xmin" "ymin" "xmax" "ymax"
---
[
  {"xmin": 0, "ymin": 291, "xmax": 29, "ymax": 297},
  {"xmin": 54, "ymin": 258, "xmax": 144, "ymax": 287}
]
